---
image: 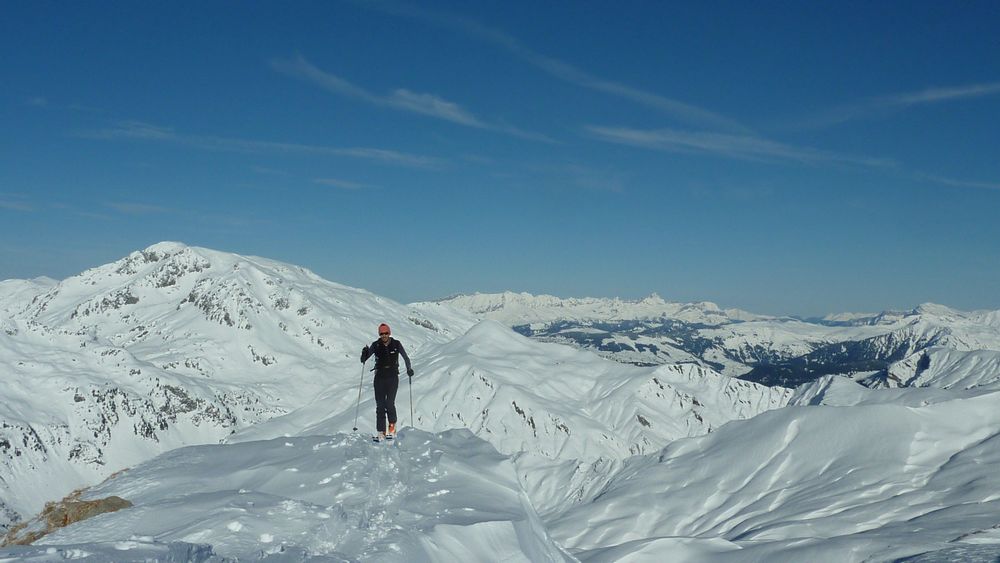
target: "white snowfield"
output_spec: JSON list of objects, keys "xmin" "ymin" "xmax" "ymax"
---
[
  {"xmin": 19, "ymin": 429, "xmax": 573, "ymax": 562},
  {"xmin": 1, "ymin": 243, "xmax": 1000, "ymax": 561}
]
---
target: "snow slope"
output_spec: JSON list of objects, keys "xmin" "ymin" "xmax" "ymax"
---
[
  {"xmin": 6, "ymin": 377, "xmax": 1000, "ymax": 561},
  {"xmin": 875, "ymin": 347, "xmax": 1000, "ymax": 390},
  {"xmin": 10, "ymin": 429, "xmax": 574, "ymax": 562},
  {"xmin": 550, "ymin": 379, "xmax": 1000, "ymax": 562}
]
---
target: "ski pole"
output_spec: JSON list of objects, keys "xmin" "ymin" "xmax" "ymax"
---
[
  {"xmin": 409, "ymin": 373, "xmax": 414, "ymax": 429},
  {"xmin": 352, "ymin": 360, "xmax": 366, "ymax": 431}
]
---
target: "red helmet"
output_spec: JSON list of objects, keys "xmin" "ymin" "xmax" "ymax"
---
[{"xmin": 378, "ymin": 323, "xmax": 391, "ymax": 335}]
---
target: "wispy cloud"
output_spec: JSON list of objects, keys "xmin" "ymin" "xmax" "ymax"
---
[
  {"xmin": 270, "ymin": 55, "xmax": 553, "ymax": 142},
  {"xmin": 354, "ymin": 1, "xmax": 747, "ymax": 133},
  {"xmin": 915, "ymin": 173, "xmax": 1000, "ymax": 192},
  {"xmin": 795, "ymin": 81, "xmax": 1000, "ymax": 129},
  {"xmin": 83, "ymin": 120, "xmax": 176, "ymax": 140},
  {"xmin": 313, "ymin": 177, "xmax": 369, "ymax": 190},
  {"xmin": 76, "ymin": 120, "xmax": 444, "ymax": 168},
  {"xmin": 25, "ymin": 96, "xmax": 104, "ymax": 113},
  {"xmin": 689, "ymin": 182, "xmax": 777, "ymax": 201},
  {"xmin": 885, "ymin": 82, "xmax": 1000, "ymax": 106},
  {"xmin": 251, "ymin": 166, "xmax": 292, "ymax": 176},
  {"xmin": 106, "ymin": 202, "xmax": 172, "ymax": 215},
  {"xmin": 558, "ymin": 163, "xmax": 627, "ymax": 193},
  {"xmin": 0, "ymin": 193, "xmax": 33, "ymax": 212},
  {"xmin": 0, "ymin": 199, "xmax": 34, "ymax": 212},
  {"xmin": 586, "ymin": 125, "xmax": 894, "ymax": 167},
  {"xmin": 270, "ymin": 56, "xmax": 482, "ymax": 124},
  {"xmin": 590, "ymin": 125, "xmax": 1000, "ymax": 192}
]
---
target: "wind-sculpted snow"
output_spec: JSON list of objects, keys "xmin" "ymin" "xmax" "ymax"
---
[
  {"xmin": 550, "ymin": 384, "xmax": 1000, "ymax": 562},
  {"xmin": 4, "ymin": 430, "xmax": 573, "ymax": 562}
]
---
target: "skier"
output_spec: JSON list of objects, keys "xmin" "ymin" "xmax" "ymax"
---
[{"xmin": 360, "ymin": 323, "xmax": 414, "ymax": 441}]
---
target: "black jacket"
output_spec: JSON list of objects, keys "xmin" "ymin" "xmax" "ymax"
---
[{"xmin": 361, "ymin": 337, "xmax": 412, "ymax": 377}]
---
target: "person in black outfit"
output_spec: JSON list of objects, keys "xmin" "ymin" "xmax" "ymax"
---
[{"xmin": 360, "ymin": 323, "xmax": 413, "ymax": 439}]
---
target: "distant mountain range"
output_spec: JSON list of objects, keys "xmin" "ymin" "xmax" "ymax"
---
[{"xmin": 432, "ymin": 292, "xmax": 1000, "ymax": 389}]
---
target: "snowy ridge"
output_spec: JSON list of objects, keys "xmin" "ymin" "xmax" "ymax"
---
[
  {"xmin": 875, "ymin": 346, "xmax": 1000, "ymax": 390},
  {"xmin": 12, "ymin": 430, "xmax": 573, "ymax": 561},
  {"xmin": 550, "ymin": 383, "xmax": 1000, "ymax": 561},
  {"xmin": 230, "ymin": 320, "xmax": 791, "ymax": 519},
  {"xmin": 229, "ymin": 321, "xmax": 791, "ymax": 462}
]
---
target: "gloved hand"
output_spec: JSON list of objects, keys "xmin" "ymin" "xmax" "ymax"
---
[
  {"xmin": 407, "ymin": 368, "xmax": 414, "ymax": 377},
  {"xmin": 360, "ymin": 346, "xmax": 369, "ymax": 363}
]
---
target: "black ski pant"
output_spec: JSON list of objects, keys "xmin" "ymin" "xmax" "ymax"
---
[{"xmin": 373, "ymin": 373, "xmax": 399, "ymax": 433}]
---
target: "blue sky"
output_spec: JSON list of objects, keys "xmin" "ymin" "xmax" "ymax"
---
[{"xmin": 2, "ymin": 1, "xmax": 998, "ymax": 317}]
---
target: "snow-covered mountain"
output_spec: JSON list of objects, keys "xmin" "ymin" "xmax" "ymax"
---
[
  {"xmin": 0, "ymin": 243, "xmax": 786, "ymax": 542},
  {"xmin": 743, "ymin": 304, "xmax": 1000, "ymax": 388},
  {"xmin": 0, "ymin": 242, "xmax": 473, "ymax": 535},
  {"xmin": 433, "ymin": 293, "xmax": 1000, "ymax": 389}
]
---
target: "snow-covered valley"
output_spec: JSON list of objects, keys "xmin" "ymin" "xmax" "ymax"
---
[{"xmin": 2, "ymin": 243, "xmax": 999, "ymax": 561}]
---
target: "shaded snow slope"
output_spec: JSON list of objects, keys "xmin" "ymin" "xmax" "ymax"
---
[
  {"xmin": 550, "ymin": 384, "xmax": 1000, "ymax": 562},
  {"xmin": 6, "ymin": 429, "xmax": 573, "ymax": 562}
]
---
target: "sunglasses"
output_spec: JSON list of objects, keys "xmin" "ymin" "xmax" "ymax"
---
[{"xmin": 379, "ymin": 332, "xmax": 390, "ymax": 336}]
